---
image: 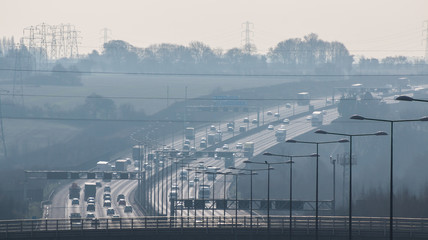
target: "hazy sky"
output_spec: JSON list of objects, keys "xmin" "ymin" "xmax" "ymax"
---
[{"xmin": 2, "ymin": 0, "xmax": 428, "ymax": 59}]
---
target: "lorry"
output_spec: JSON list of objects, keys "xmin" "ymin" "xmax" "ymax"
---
[
  {"xmin": 198, "ymin": 185, "xmax": 211, "ymax": 199},
  {"xmin": 243, "ymin": 142, "xmax": 255, "ymax": 158},
  {"xmin": 96, "ymin": 161, "xmax": 111, "ymax": 173},
  {"xmin": 69, "ymin": 183, "xmax": 81, "ymax": 199},
  {"xmin": 115, "ymin": 159, "xmax": 127, "ymax": 171},
  {"xmin": 207, "ymin": 134, "xmax": 216, "ymax": 145},
  {"xmin": 185, "ymin": 127, "xmax": 195, "ymax": 140},
  {"xmin": 207, "ymin": 166, "xmax": 218, "ymax": 181},
  {"xmin": 132, "ymin": 145, "xmax": 143, "ymax": 160},
  {"xmin": 311, "ymin": 111, "xmax": 323, "ymax": 126},
  {"xmin": 275, "ymin": 128, "xmax": 287, "ymax": 142},
  {"xmin": 297, "ymin": 92, "xmax": 310, "ymax": 106},
  {"xmin": 225, "ymin": 156, "xmax": 235, "ymax": 169},
  {"xmin": 84, "ymin": 182, "xmax": 97, "ymax": 201}
]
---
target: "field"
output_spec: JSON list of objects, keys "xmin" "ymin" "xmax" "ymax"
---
[{"xmin": 1, "ymin": 74, "xmax": 300, "ymax": 115}]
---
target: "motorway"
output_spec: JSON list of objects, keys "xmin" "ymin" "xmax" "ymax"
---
[{"xmin": 45, "ymin": 93, "xmax": 348, "ymax": 222}]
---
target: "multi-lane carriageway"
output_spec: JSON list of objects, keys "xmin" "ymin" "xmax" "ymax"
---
[
  {"xmin": 45, "ymin": 96, "xmax": 335, "ymax": 221},
  {"xmin": 46, "ymin": 91, "xmax": 403, "ymax": 222}
]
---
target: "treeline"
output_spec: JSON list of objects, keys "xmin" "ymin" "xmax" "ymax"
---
[
  {"xmin": 1, "ymin": 93, "xmax": 146, "ymax": 121},
  {"xmin": 1, "ymin": 33, "xmax": 427, "ymax": 85}
]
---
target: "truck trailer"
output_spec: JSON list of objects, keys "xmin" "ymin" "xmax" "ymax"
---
[
  {"xmin": 84, "ymin": 182, "xmax": 96, "ymax": 201},
  {"xmin": 69, "ymin": 183, "xmax": 81, "ymax": 199}
]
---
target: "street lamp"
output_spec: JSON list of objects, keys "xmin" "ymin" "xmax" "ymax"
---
[
  {"xmin": 206, "ymin": 167, "xmax": 220, "ymax": 217},
  {"xmin": 262, "ymin": 152, "xmax": 318, "ymax": 240},
  {"xmin": 315, "ymin": 129, "xmax": 387, "ymax": 240},
  {"xmin": 214, "ymin": 171, "xmax": 233, "ymax": 218},
  {"xmin": 286, "ymin": 138, "xmax": 348, "ymax": 240},
  {"xmin": 228, "ymin": 166, "xmax": 265, "ymax": 230},
  {"xmin": 243, "ymin": 160, "xmax": 275, "ymax": 232},
  {"xmin": 395, "ymin": 95, "xmax": 428, "ymax": 102},
  {"xmin": 350, "ymin": 114, "xmax": 428, "ymax": 240}
]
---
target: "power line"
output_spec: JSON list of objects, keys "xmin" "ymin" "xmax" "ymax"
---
[
  {"xmin": 0, "ymin": 93, "xmax": 405, "ymax": 102},
  {"xmin": 0, "ymin": 115, "xmax": 420, "ymax": 125},
  {"xmin": 0, "ymin": 68, "xmax": 427, "ymax": 77}
]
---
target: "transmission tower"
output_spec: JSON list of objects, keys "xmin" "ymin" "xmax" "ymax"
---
[
  {"xmin": 100, "ymin": 28, "xmax": 112, "ymax": 51},
  {"xmin": 0, "ymin": 89, "xmax": 8, "ymax": 160},
  {"xmin": 241, "ymin": 21, "xmax": 256, "ymax": 54},
  {"xmin": 12, "ymin": 42, "xmax": 25, "ymax": 106},
  {"xmin": 424, "ymin": 20, "xmax": 428, "ymax": 63}
]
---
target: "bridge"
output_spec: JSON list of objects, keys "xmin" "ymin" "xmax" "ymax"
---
[{"xmin": 1, "ymin": 215, "xmax": 428, "ymax": 239}]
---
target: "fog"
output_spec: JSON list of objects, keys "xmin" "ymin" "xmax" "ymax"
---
[{"xmin": 1, "ymin": 18, "xmax": 428, "ymax": 220}]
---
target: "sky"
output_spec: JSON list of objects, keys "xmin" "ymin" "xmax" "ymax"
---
[{"xmin": 1, "ymin": 0, "xmax": 428, "ymax": 59}]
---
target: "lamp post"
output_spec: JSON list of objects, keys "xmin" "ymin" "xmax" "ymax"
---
[
  {"xmin": 229, "ymin": 166, "xmax": 271, "ymax": 230},
  {"xmin": 286, "ymin": 138, "xmax": 348, "ymax": 240},
  {"xmin": 395, "ymin": 95, "xmax": 428, "ymax": 102},
  {"xmin": 214, "ymin": 172, "xmax": 233, "ymax": 218},
  {"xmin": 350, "ymin": 114, "xmax": 428, "ymax": 240},
  {"xmin": 262, "ymin": 152, "xmax": 318, "ymax": 240},
  {"xmin": 243, "ymin": 160, "xmax": 276, "ymax": 232},
  {"xmin": 206, "ymin": 167, "xmax": 220, "ymax": 217},
  {"xmin": 315, "ymin": 129, "xmax": 387, "ymax": 240}
]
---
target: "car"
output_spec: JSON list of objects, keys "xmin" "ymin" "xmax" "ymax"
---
[
  {"xmin": 87, "ymin": 197, "xmax": 95, "ymax": 204},
  {"xmin": 86, "ymin": 213, "xmax": 95, "ymax": 219},
  {"xmin": 71, "ymin": 198, "xmax": 79, "ymax": 205},
  {"xmin": 227, "ymin": 126, "xmax": 234, "ymax": 132},
  {"xmin": 183, "ymin": 144, "xmax": 190, "ymax": 151},
  {"xmin": 171, "ymin": 185, "xmax": 179, "ymax": 191},
  {"xmin": 144, "ymin": 163, "xmax": 152, "ymax": 170},
  {"xmin": 87, "ymin": 203, "xmax": 95, "ymax": 211},
  {"xmin": 106, "ymin": 208, "xmax": 115, "ymax": 215},
  {"xmin": 104, "ymin": 186, "xmax": 111, "ymax": 192},
  {"xmin": 236, "ymin": 143, "xmax": 243, "ymax": 149},
  {"xmin": 243, "ymin": 117, "xmax": 249, "ymax": 123},
  {"xmin": 111, "ymin": 215, "xmax": 121, "ymax": 221},
  {"xmin": 103, "ymin": 193, "xmax": 111, "ymax": 200},
  {"xmin": 118, "ymin": 199, "xmax": 126, "ymax": 206},
  {"xmin": 103, "ymin": 200, "xmax": 111, "ymax": 207},
  {"xmin": 267, "ymin": 111, "xmax": 273, "ymax": 116},
  {"xmin": 306, "ymin": 116, "xmax": 312, "ymax": 121},
  {"xmin": 210, "ymin": 125, "xmax": 216, "ymax": 131},
  {"xmin": 200, "ymin": 140, "xmax": 207, "ymax": 148},
  {"xmin": 286, "ymin": 103, "xmax": 292, "ymax": 108},
  {"xmin": 124, "ymin": 206, "xmax": 133, "ymax": 213},
  {"xmin": 184, "ymin": 139, "xmax": 191, "ymax": 145},
  {"xmin": 198, "ymin": 163, "xmax": 205, "ymax": 170},
  {"xmin": 189, "ymin": 181, "xmax": 195, "ymax": 187},
  {"xmin": 96, "ymin": 181, "xmax": 102, "ymax": 187},
  {"xmin": 158, "ymin": 161, "xmax": 164, "ymax": 167},
  {"xmin": 283, "ymin": 119, "xmax": 290, "ymax": 124},
  {"xmin": 267, "ymin": 125, "xmax": 274, "ymax": 130},
  {"xmin": 176, "ymin": 202, "xmax": 184, "ymax": 209},
  {"xmin": 274, "ymin": 112, "xmax": 280, "ymax": 117},
  {"xmin": 222, "ymin": 144, "xmax": 229, "ymax": 150},
  {"xmin": 252, "ymin": 119, "xmax": 258, "ymax": 124},
  {"xmin": 169, "ymin": 191, "xmax": 178, "ymax": 200},
  {"xmin": 239, "ymin": 126, "xmax": 246, "ymax": 132},
  {"xmin": 190, "ymin": 146, "xmax": 196, "ymax": 152},
  {"xmin": 117, "ymin": 194, "xmax": 125, "ymax": 202},
  {"xmin": 194, "ymin": 176, "xmax": 200, "ymax": 182}
]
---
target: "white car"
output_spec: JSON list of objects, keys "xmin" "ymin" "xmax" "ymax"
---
[
  {"xmin": 222, "ymin": 144, "xmax": 229, "ymax": 150},
  {"xmin": 267, "ymin": 125, "xmax": 274, "ymax": 130},
  {"xmin": 274, "ymin": 112, "xmax": 280, "ymax": 117},
  {"xmin": 283, "ymin": 119, "xmax": 290, "ymax": 124},
  {"xmin": 236, "ymin": 143, "xmax": 243, "ymax": 149}
]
